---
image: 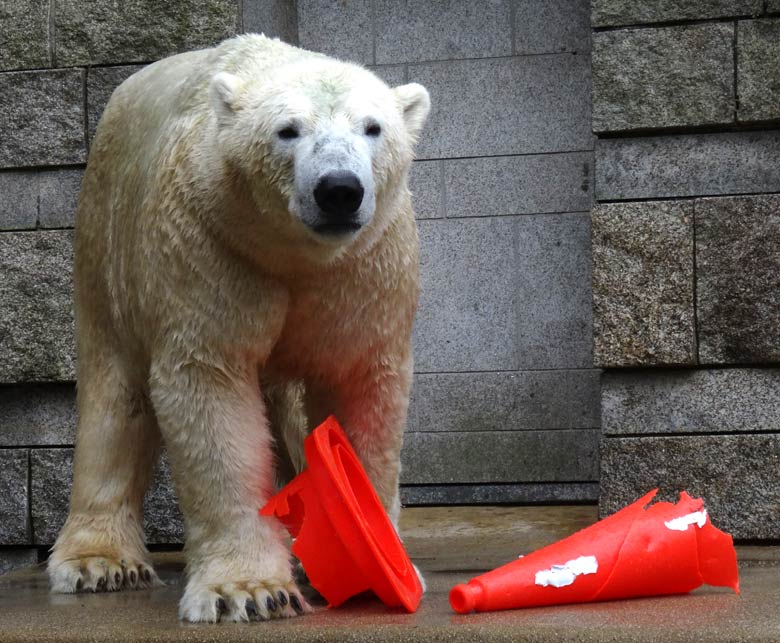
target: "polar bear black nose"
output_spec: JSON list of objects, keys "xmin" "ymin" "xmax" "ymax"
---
[{"xmin": 314, "ymin": 171, "xmax": 364, "ymax": 219}]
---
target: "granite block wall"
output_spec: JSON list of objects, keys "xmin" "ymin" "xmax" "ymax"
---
[
  {"xmin": 591, "ymin": 1, "xmax": 780, "ymax": 537},
  {"xmin": 0, "ymin": 0, "xmax": 598, "ymax": 572}
]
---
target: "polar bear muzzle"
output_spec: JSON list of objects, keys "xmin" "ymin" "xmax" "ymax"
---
[{"xmin": 311, "ymin": 170, "xmax": 365, "ymax": 235}]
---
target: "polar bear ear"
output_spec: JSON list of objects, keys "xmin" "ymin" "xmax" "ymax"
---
[
  {"xmin": 210, "ymin": 72, "xmax": 243, "ymax": 125},
  {"xmin": 393, "ymin": 83, "xmax": 431, "ymax": 139}
]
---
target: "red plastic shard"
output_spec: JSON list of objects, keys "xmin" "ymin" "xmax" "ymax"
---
[
  {"xmin": 449, "ymin": 489, "xmax": 739, "ymax": 614},
  {"xmin": 260, "ymin": 416, "xmax": 422, "ymax": 612}
]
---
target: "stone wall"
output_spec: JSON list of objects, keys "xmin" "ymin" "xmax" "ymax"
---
[
  {"xmin": 591, "ymin": 1, "xmax": 780, "ymax": 539},
  {"xmin": 0, "ymin": 0, "xmax": 597, "ymax": 573}
]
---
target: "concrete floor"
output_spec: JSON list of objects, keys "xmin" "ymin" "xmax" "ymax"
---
[{"xmin": 1, "ymin": 506, "xmax": 777, "ymax": 642}]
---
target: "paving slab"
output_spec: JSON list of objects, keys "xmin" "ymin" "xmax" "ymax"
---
[{"xmin": 0, "ymin": 506, "xmax": 776, "ymax": 642}]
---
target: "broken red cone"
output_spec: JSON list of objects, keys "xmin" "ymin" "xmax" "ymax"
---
[
  {"xmin": 260, "ymin": 416, "xmax": 422, "ymax": 612},
  {"xmin": 449, "ymin": 489, "xmax": 739, "ymax": 614}
]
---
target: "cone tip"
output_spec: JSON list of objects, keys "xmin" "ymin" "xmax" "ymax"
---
[{"xmin": 449, "ymin": 582, "xmax": 482, "ymax": 614}]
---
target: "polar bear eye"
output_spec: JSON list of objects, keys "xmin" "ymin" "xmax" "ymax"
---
[
  {"xmin": 365, "ymin": 122, "xmax": 381, "ymax": 137},
  {"xmin": 277, "ymin": 126, "xmax": 299, "ymax": 140}
]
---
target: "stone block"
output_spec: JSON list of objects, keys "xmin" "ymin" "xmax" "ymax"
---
[
  {"xmin": 0, "ymin": 70, "xmax": 86, "ymax": 169},
  {"xmin": 0, "ymin": 0, "xmax": 50, "ymax": 70},
  {"xmin": 514, "ymin": 0, "xmax": 591, "ymax": 54},
  {"xmin": 770, "ymin": 0, "xmax": 780, "ymax": 12},
  {"xmin": 0, "ymin": 169, "xmax": 84, "ymax": 231},
  {"xmin": 0, "ymin": 385, "xmax": 76, "ymax": 446},
  {"xmin": 30, "ymin": 449, "xmax": 71, "ymax": 545},
  {"xmin": 243, "ymin": 0, "xmax": 298, "ymax": 44},
  {"xmin": 416, "ymin": 214, "xmax": 590, "ymax": 372},
  {"xmin": 410, "ymin": 54, "xmax": 592, "ymax": 159},
  {"xmin": 592, "ymin": 0, "xmax": 762, "ymax": 27},
  {"xmin": 144, "ymin": 453, "xmax": 184, "ymax": 544},
  {"xmin": 401, "ymin": 429, "xmax": 599, "ymax": 484},
  {"xmin": 737, "ymin": 19, "xmax": 780, "ymax": 122},
  {"xmin": 401, "ymin": 482, "xmax": 599, "ymax": 505},
  {"xmin": 595, "ymin": 131, "xmax": 780, "ymax": 200},
  {"xmin": 0, "ymin": 231, "xmax": 76, "ymax": 383},
  {"xmin": 0, "ymin": 171, "xmax": 38, "ymax": 230},
  {"xmin": 443, "ymin": 152, "xmax": 593, "ymax": 218},
  {"xmin": 600, "ymin": 434, "xmax": 780, "ymax": 539},
  {"xmin": 367, "ymin": 64, "xmax": 406, "ymax": 87},
  {"xmin": 38, "ymin": 168, "xmax": 84, "ymax": 228},
  {"xmin": 602, "ymin": 369, "xmax": 780, "ymax": 435},
  {"xmin": 0, "ymin": 549, "xmax": 38, "ymax": 576},
  {"xmin": 409, "ymin": 161, "xmax": 443, "ymax": 220},
  {"xmin": 592, "ymin": 24, "xmax": 734, "ymax": 133},
  {"xmin": 31, "ymin": 448, "xmax": 186, "ymax": 545},
  {"xmin": 414, "ymin": 217, "xmax": 517, "ymax": 372},
  {"xmin": 0, "ymin": 450, "xmax": 29, "ymax": 545},
  {"xmin": 592, "ymin": 202, "xmax": 695, "ymax": 367},
  {"xmin": 696, "ymin": 195, "xmax": 780, "ymax": 364},
  {"xmin": 87, "ymin": 66, "xmax": 144, "ymax": 144},
  {"xmin": 374, "ymin": 0, "xmax": 511, "ymax": 64},
  {"xmin": 55, "ymin": 0, "xmax": 239, "ymax": 66},
  {"xmin": 296, "ymin": 0, "xmax": 373, "ymax": 64},
  {"xmin": 409, "ymin": 370, "xmax": 600, "ymax": 433},
  {"xmin": 516, "ymin": 213, "xmax": 593, "ymax": 369}
]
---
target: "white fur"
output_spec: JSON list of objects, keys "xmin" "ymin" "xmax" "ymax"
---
[{"xmin": 48, "ymin": 34, "xmax": 429, "ymax": 623}]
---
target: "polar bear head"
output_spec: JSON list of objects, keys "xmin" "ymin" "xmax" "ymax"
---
[{"xmin": 209, "ymin": 56, "xmax": 429, "ymax": 251}]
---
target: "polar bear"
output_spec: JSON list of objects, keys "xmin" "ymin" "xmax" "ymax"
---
[{"xmin": 48, "ymin": 34, "xmax": 429, "ymax": 623}]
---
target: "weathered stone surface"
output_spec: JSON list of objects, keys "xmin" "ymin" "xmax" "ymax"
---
[
  {"xmin": 401, "ymin": 429, "xmax": 599, "ymax": 484},
  {"xmin": 297, "ymin": 0, "xmax": 373, "ymax": 64},
  {"xmin": 0, "ymin": 549, "xmax": 38, "ymax": 576},
  {"xmin": 592, "ymin": 24, "xmax": 734, "ymax": 133},
  {"xmin": 515, "ymin": 0, "xmax": 591, "ymax": 54},
  {"xmin": 443, "ymin": 152, "xmax": 593, "ymax": 218},
  {"xmin": 87, "ymin": 65, "xmax": 144, "ymax": 143},
  {"xmin": 409, "ymin": 161, "xmax": 443, "ymax": 220},
  {"xmin": 0, "ymin": 169, "xmax": 84, "ymax": 230},
  {"xmin": 31, "ymin": 449, "xmax": 186, "ymax": 545},
  {"xmin": 516, "ymin": 213, "xmax": 593, "ymax": 369},
  {"xmin": 596, "ymin": 131, "xmax": 780, "ymax": 200},
  {"xmin": 401, "ymin": 482, "xmax": 599, "ymax": 505},
  {"xmin": 415, "ymin": 218, "xmax": 516, "ymax": 371},
  {"xmin": 770, "ymin": 0, "xmax": 780, "ymax": 12},
  {"xmin": 738, "ymin": 19, "xmax": 780, "ymax": 122},
  {"xmin": 0, "ymin": 231, "xmax": 76, "ymax": 383},
  {"xmin": 410, "ymin": 54, "xmax": 592, "ymax": 159},
  {"xmin": 144, "ymin": 453, "xmax": 184, "ymax": 544},
  {"xmin": 367, "ymin": 64, "xmax": 406, "ymax": 87},
  {"xmin": 408, "ymin": 370, "xmax": 600, "ymax": 433},
  {"xmin": 696, "ymin": 195, "xmax": 780, "ymax": 364},
  {"xmin": 30, "ymin": 449, "xmax": 71, "ymax": 544},
  {"xmin": 0, "ymin": 0, "xmax": 50, "ymax": 70},
  {"xmin": 0, "ymin": 171, "xmax": 38, "ymax": 230},
  {"xmin": 55, "ymin": 0, "xmax": 239, "ymax": 66},
  {"xmin": 0, "ymin": 450, "xmax": 29, "ymax": 545},
  {"xmin": 592, "ymin": 0, "xmax": 762, "ymax": 27},
  {"xmin": 415, "ymin": 214, "xmax": 591, "ymax": 372},
  {"xmin": 592, "ymin": 202, "xmax": 695, "ymax": 367},
  {"xmin": 600, "ymin": 434, "xmax": 780, "ymax": 539},
  {"xmin": 38, "ymin": 168, "xmax": 84, "ymax": 228},
  {"xmin": 0, "ymin": 70, "xmax": 85, "ymax": 168},
  {"xmin": 0, "ymin": 385, "xmax": 76, "ymax": 446},
  {"xmin": 375, "ymin": 0, "xmax": 511, "ymax": 64},
  {"xmin": 602, "ymin": 369, "xmax": 780, "ymax": 435},
  {"xmin": 243, "ymin": 0, "xmax": 298, "ymax": 44}
]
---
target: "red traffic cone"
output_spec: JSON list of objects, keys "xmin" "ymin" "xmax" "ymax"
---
[
  {"xmin": 260, "ymin": 416, "xmax": 422, "ymax": 612},
  {"xmin": 450, "ymin": 489, "xmax": 739, "ymax": 614}
]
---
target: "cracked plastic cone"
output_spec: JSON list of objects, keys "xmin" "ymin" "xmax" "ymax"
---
[
  {"xmin": 449, "ymin": 489, "xmax": 739, "ymax": 614},
  {"xmin": 260, "ymin": 416, "xmax": 422, "ymax": 612}
]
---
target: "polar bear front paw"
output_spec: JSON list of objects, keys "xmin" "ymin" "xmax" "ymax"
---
[
  {"xmin": 179, "ymin": 578, "xmax": 312, "ymax": 623},
  {"xmin": 49, "ymin": 555, "xmax": 162, "ymax": 593}
]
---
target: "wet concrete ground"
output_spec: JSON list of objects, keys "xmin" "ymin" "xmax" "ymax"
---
[{"xmin": 1, "ymin": 506, "xmax": 776, "ymax": 642}]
